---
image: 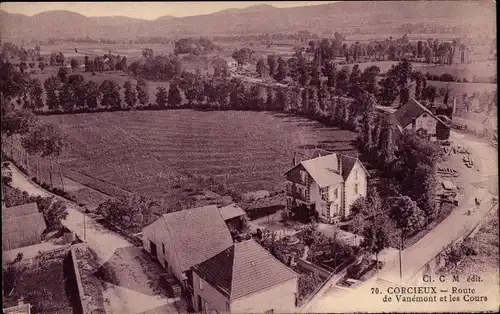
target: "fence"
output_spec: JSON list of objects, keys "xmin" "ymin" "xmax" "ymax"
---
[
  {"xmin": 407, "ymin": 198, "xmax": 498, "ymax": 284},
  {"xmin": 2, "ymin": 136, "xmax": 65, "ymax": 191},
  {"xmin": 296, "ymin": 258, "xmax": 332, "ymax": 279}
]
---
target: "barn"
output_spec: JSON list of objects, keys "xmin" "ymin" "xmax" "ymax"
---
[{"xmin": 142, "ymin": 205, "xmax": 233, "ymax": 289}]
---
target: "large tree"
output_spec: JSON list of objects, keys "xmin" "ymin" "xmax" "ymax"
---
[
  {"xmin": 123, "ymin": 81, "xmax": 137, "ymax": 109},
  {"xmin": 28, "ymin": 79, "xmax": 44, "ymax": 110},
  {"xmin": 136, "ymin": 78, "xmax": 149, "ymax": 107},
  {"xmin": 388, "ymin": 196, "xmax": 426, "ymax": 237},
  {"xmin": 84, "ymin": 81, "xmax": 99, "ymax": 109},
  {"xmin": 1, "ymin": 109, "xmax": 37, "ymax": 137},
  {"xmin": 274, "ymin": 57, "xmax": 289, "ymax": 82},
  {"xmin": 167, "ymin": 83, "xmax": 182, "ymax": 108},
  {"xmin": 155, "ymin": 86, "xmax": 168, "ymax": 108},
  {"xmin": 360, "ymin": 66, "xmax": 380, "ymax": 95},
  {"xmin": 99, "ymin": 80, "xmax": 122, "ymax": 110},
  {"xmin": 232, "ymin": 48, "xmax": 253, "ymax": 67},
  {"xmin": 256, "ymin": 58, "xmax": 268, "ymax": 78},
  {"xmin": 335, "ymin": 66, "xmax": 350, "ymax": 96},
  {"xmin": 362, "ymin": 222, "xmax": 389, "ymax": 269},
  {"xmin": 70, "ymin": 58, "xmax": 79, "ymax": 71},
  {"xmin": 267, "ymin": 55, "xmax": 279, "ymax": 78}
]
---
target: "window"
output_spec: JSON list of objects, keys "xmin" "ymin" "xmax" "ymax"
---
[
  {"xmin": 226, "ymin": 302, "xmax": 230, "ymax": 311},
  {"xmin": 332, "ymin": 204, "xmax": 339, "ymax": 216},
  {"xmin": 199, "ymin": 278, "xmax": 203, "ymax": 290},
  {"xmin": 321, "ymin": 188, "xmax": 328, "ymax": 201},
  {"xmin": 354, "ymin": 184, "xmax": 359, "ymax": 195},
  {"xmin": 334, "ymin": 188, "xmax": 338, "ymax": 200},
  {"xmin": 300, "ymin": 170, "xmax": 308, "ymax": 184},
  {"xmin": 354, "ymin": 169, "xmax": 358, "ymax": 179}
]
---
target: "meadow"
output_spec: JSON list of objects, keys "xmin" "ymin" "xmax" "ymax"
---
[
  {"xmin": 31, "ymin": 67, "xmax": 170, "ymax": 105},
  {"xmin": 418, "ymin": 61, "xmax": 497, "ymax": 81},
  {"xmin": 40, "ymin": 110, "xmax": 359, "ymax": 198}
]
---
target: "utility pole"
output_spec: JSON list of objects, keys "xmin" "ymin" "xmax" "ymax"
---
[
  {"xmin": 84, "ymin": 214, "xmax": 87, "ymax": 242},
  {"xmin": 399, "ymin": 233, "xmax": 403, "ymax": 282}
]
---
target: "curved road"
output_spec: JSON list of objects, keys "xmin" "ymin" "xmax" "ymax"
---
[
  {"xmin": 304, "ymin": 130, "xmax": 499, "ymax": 313},
  {"xmin": 7, "ymin": 162, "xmax": 180, "ymax": 314}
]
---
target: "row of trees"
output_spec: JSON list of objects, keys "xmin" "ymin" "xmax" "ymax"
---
[
  {"xmin": 174, "ymin": 38, "xmax": 221, "ymax": 55},
  {"xmin": 127, "ymin": 53, "xmax": 182, "ymax": 81},
  {"xmin": 84, "ymin": 54, "xmax": 128, "ymax": 73}
]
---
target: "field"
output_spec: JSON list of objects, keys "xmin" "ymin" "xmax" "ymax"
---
[
  {"xmin": 40, "ymin": 110, "xmax": 358, "ymax": 198},
  {"xmin": 418, "ymin": 61, "xmax": 497, "ymax": 81},
  {"xmin": 31, "ymin": 67, "xmax": 170, "ymax": 106},
  {"xmin": 429, "ymin": 80, "xmax": 497, "ymax": 96},
  {"xmin": 39, "ymin": 43, "xmax": 176, "ymax": 62}
]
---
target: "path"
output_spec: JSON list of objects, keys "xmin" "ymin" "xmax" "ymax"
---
[
  {"xmin": 305, "ymin": 131, "xmax": 499, "ymax": 312},
  {"xmin": 7, "ymin": 162, "xmax": 180, "ymax": 314}
]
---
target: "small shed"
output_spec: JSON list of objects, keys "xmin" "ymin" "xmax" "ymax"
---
[
  {"xmin": 441, "ymin": 180, "xmax": 456, "ymax": 191},
  {"xmin": 218, "ymin": 203, "xmax": 246, "ymax": 232}
]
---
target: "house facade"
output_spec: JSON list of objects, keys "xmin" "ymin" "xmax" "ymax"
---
[
  {"xmin": 284, "ymin": 149, "xmax": 368, "ymax": 223},
  {"xmin": 142, "ymin": 205, "xmax": 233, "ymax": 288},
  {"xmin": 376, "ymin": 98, "xmax": 450, "ymax": 140},
  {"xmin": 393, "ymin": 98, "xmax": 449, "ymax": 139},
  {"xmin": 192, "ymin": 239, "xmax": 298, "ymax": 314}
]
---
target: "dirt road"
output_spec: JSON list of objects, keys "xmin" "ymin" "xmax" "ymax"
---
[
  {"xmin": 7, "ymin": 162, "xmax": 182, "ymax": 314},
  {"xmin": 305, "ymin": 131, "xmax": 499, "ymax": 312}
]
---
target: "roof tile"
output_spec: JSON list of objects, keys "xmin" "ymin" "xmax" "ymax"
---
[
  {"xmin": 194, "ymin": 239, "xmax": 298, "ymax": 299},
  {"xmin": 162, "ymin": 205, "xmax": 233, "ymax": 272}
]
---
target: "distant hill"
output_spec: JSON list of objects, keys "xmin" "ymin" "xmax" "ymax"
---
[
  {"xmin": 0, "ymin": 1, "xmax": 495, "ymax": 41},
  {"xmin": 90, "ymin": 15, "xmax": 147, "ymax": 26}
]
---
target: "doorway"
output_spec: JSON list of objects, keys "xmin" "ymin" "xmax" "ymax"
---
[{"xmin": 150, "ymin": 241, "xmax": 157, "ymax": 258}]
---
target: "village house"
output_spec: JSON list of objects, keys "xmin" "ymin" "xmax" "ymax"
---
[
  {"xmin": 2, "ymin": 203, "xmax": 47, "ymax": 251},
  {"xmin": 142, "ymin": 205, "xmax": 234, "ymax": 290},
  {"xmin": 284, "ymin": 149, "xmax": 369, "ymax": 223},
  {"xmin": 192, "ymin": 239, "xmax": 298, "ymax": 314},
  {"xmin": 376, "ymin": 98, "xmax": 450, "ymax": 140}
]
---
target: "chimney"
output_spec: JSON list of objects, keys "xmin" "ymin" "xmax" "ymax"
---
[
  {"xmin": 18, "ymin": 297, "xmax": 24, "ymax": 305},
  {"xmin": 292, "ymin": 153, "xmax": 297, "ymax": 167}
]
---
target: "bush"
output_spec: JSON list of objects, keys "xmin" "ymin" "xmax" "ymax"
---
[{"xmin": 298, "ymin": 271, "xmax": 323, "ymax": 301}]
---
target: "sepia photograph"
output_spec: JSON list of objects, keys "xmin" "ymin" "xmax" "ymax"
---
[{"xmin": 0, "ymin": 1, "xmax": 497, "ymax": 313}]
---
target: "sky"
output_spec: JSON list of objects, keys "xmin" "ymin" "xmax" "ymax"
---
[{"xmin": 0, "ymin": 1, "xmax": 336, "ymax": 20}]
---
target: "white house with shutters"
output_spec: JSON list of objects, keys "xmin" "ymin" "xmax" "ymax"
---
[{"xmin": 284, "ymin": 149, "xmax": 369, "ymax": 223}]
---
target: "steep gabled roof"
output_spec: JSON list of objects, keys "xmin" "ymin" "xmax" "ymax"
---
[
  {"xmin": 2, "ymin": 203, "xmax": 39, "ymax": 220},
  {"xmin": 2, "ymin": 212, "xmax": 47, "ymax": 239},
  {"xmin": 394, "ymin": 98, "xmax": 437, "ymax": 128},
  {"xmin": 301, "ymin": 154, "xmax": 344, "ymax": 188},
  {"xmin": 193, "ymin": 239, "xmax": 298, "ymax": 300},
  {"xmin": 339, "ymin": 154, "xmax": 370, "ymax": 180},
  {"xmin": 218, "ymin": 203, "xmax": 246, "ymax": 221},
  {"xmin": 161, "ymin": 205, "xmax": 233, "ymax": 272}
]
